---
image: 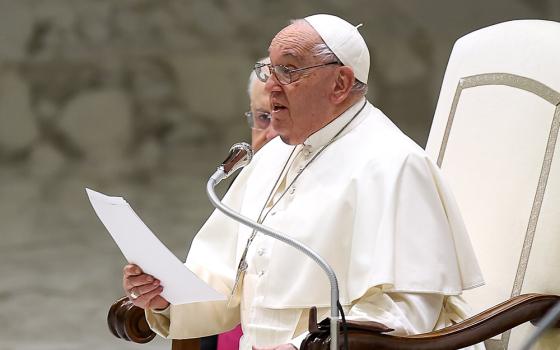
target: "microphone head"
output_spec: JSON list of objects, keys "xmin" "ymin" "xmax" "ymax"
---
[{"xmin": 220, "ymin": 142, "xmax": 253, "ymax": 177}]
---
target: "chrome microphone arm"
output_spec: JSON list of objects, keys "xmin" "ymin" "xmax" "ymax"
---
[{"xmin": 207, "ymin": 143, "xmax": 340, "ymax": 350}]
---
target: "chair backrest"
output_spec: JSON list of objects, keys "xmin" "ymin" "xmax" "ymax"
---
[{"xmin": 425, "ymin": 20, "xmax": 560, "ymax": 349}]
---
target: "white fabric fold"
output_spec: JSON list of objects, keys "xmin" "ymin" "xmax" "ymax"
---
[{"xmin": 185, "ymin": 100, "xmax": 483, "ymax": 310}]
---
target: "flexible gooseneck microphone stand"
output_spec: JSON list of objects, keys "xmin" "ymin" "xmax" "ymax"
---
[
  {"xmin": 207, "ymin": 142, "xmax": 341, "ymax": 350},
  {"xmin": 208, "ymin": 143, "xmax": 560, "ymax": 350}
]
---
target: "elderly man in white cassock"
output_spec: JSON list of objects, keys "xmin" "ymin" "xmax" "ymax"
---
[{"xmin": 122, "ymin": 14, "xmax": 485, "ymax": 350}]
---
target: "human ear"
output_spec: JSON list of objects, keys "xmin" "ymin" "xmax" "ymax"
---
[{"xmin": 331, "ymin": 66, "xmax": 354, "ymax": 104}]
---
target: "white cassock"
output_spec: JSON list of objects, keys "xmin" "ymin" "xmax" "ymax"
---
[{"xmin": 146, "ymin": 97, "xmax": 485, "ymax": 350}]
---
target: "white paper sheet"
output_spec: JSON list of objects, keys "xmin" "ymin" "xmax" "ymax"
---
[{"xmin": 85, "ymin": 188, "xmax": 225, "ymax": 305}]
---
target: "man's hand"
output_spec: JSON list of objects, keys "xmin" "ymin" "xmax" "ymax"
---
[
  {"xmin": 122, "ymin": 264, "xmax": 170, "ymax": 310},
  {"xmin": 252, "ymin": 344, "xmax": 297, "ymax": 350}
]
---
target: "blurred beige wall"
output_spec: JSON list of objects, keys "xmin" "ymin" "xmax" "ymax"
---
[{"xmin": 0, "ymin": 1, "xmax": 558, "ymax": 349}]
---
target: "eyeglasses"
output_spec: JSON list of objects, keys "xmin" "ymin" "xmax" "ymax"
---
[
  {"xmin": 254, "ymin": 61, "xmax": 340, "ymax": 85},
  {"xmin": 245, "ymin": 110, "xmax": 271, "ymax": 130}
]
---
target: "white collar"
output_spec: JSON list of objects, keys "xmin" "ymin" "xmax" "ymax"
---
[{"xmin": 302, "ymin": 97, "xmax": 367, "ymax": 153}]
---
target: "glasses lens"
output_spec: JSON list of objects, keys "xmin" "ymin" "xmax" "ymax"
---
[
  {"xmin": 244, "ymin": 111, "xmax": 254, "ymax": 128},
  {"xmin": 254, "ymin": 64, "xmax": 269, "ymax": 83},
  {"xmin": 273, "ymin": 65, "xmax": 291, "ymax": 84},
  {"xmin": 252, "ymin": 112, "xmax": 271, "ymax": 130}
]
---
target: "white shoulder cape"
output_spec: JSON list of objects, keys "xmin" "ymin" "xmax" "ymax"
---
[{"xmin": 186, "ymin": 103, "xmax": 484, "ymax": 309}]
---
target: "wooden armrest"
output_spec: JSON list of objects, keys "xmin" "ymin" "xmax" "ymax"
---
[
  {"xmin": 302, "ymin": 293, "xmax": 560, "ymax": 350},
  {"xmin": 108, "ymin": 296, "xmax": 201, "ymax": 350},
  {"xmin": 108, "ymin": 296, "xmax": 156, "ymax": 343}
]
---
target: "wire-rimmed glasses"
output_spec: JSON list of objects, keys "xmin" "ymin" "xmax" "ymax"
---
[
  {"xmin": 254, "ymin": 61, "xmax": 340, "ymax": 85},
  {"xmin": 245, "ymin": 110, "xmax": 271, "ymax": 130}
]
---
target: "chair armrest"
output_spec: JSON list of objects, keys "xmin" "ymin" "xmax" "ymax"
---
[
  {"xmin": 108, "ymin": 296, "xmax": 156, "ymax": 343},
  {"xmin": 302, "ymin": 293, "xmax": 560, "ymax": 350},
  {"xmin": 107, "ymin": 297, "xmax": 202, "ymax": 350}
]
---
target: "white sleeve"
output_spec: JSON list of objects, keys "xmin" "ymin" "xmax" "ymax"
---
[
  {"xmin": 145, "ymin": 299, "xmax": 240, "ymax": 339},
  {"xmin": 288, "ymin": 288, "xmax": 444, "ymax": 348},
  {"xmin": 347, "ymin": 289, "xmax": 444, "ymax": 335}
]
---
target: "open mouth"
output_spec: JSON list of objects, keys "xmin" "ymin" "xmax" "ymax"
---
[{"xmin": 272, "ymin": 102, "xmax": 287, "ymax": 112}]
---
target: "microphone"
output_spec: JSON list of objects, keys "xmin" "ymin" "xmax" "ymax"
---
[
  {"xmin": 206, "ymin": 143, "xmax": 341, "ymax": 350},
  {"xmin": 210, "ymin": 142, "xmax": 253, "ymax": 185}
]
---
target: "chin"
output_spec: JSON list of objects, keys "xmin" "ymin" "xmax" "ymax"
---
[{"xmin": 279, "ymin": 134, "xmax": 296, "ymax": 145}]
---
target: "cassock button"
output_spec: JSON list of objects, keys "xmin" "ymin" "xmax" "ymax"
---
[
  {"xmin": 270, "ymin": 211, "xmax": 277, "ymax": 216},
  {"xmin": 257, "ymin": 248, "xmax": 265, "ymax": 256},
  {"xmin": 258, "ymin": 270, "xmax": 265, "ymax": 277},
  {"xmin": 289, "ymin": 187, "xmax": 296, "ymax": 195}
]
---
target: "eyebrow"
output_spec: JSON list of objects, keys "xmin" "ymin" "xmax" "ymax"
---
[
  {"xmin": 268, "ymin": 46, "xmax": 305, "ymax": 64},
  {"xmin": 280, "ymin": 49, "xmax": 301, "ymax": 58}
]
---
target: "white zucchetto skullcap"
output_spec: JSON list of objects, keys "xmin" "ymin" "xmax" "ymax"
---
[{"xmin": 304, "ymin": 14, "xmax": 370, "ymax": 84}]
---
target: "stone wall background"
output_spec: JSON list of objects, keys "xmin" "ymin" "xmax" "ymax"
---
[{"xmin": 0, "ymin": 1, "xmax": 558, "ymax": 349}]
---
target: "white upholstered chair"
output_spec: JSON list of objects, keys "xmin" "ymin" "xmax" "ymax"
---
[
  {"xmin": 424, "ymin": 19, "xmax": 560, "ymax": 350},
  {"xmin": 108, "ymin": 19, "xmax": 560, "ymax": 350}
]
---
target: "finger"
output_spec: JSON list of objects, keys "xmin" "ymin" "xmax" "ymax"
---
[
  {"xmin": 148, "ymin": 295, "xmax": 170, "ymax": 311},
  {"xmin": 123, "ymin": 264, "xmax": 143, "ymax": 276},
  {"xmin": 131, "ymin": 280, "xmax": 160, "ymax": 297},
  {"xmin": 125, "ymin": 274, "xmax": 155, "ymax": 290},
  {"xmin": 135, "ymin": 285, "xmax": 164, "ymax": 306}
]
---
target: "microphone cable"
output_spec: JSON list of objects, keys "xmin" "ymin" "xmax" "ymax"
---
[{"xmin": 337, "ymin": 300, "xmax": 349, "ymax": 350}]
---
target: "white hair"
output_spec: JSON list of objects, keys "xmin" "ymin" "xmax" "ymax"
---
[
  {"xmin": 291, "ymin": 19, "xmax": 368, "ymax": 96},
  {"xmin": 247, "ymin": 70, "xmax": 258, "ymax": 96},
  {"xmin": 311, "ymin": 42, "xmax": 368, "ymax": 95},
  {"xmin": 247, "ymin": 57, "xmax": 270, "ymax": 96}
]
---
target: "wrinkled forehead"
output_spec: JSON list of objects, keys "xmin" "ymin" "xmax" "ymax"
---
[{"xmin": 268, "ymin": 21, "xmax": 321, "ymax": 64}]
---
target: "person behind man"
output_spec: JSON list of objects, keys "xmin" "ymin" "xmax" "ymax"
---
[
  {"xmin": 122, "ymin": 14, "xmax": 484, "ymax": 350},
  {"xmin": 201, "ymin": 57, "xmax": 279, "ymax": 350},
  {"xmin": 246, "ymin": 57, "xmax": 278, "ymax": 152}
]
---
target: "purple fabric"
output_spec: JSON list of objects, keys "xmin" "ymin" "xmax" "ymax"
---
[{"xmin": 217, "ymin": 324, "xmax": 243, "ymax": 350}]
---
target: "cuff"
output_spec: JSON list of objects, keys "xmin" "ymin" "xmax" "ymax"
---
[
  {"xmin": 145, "ymin": 306, "xmax": 171, "ymax": 338},
  {"xmin": 151, "ymin": 305, "xmax": 171, "ymax": 318}
]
